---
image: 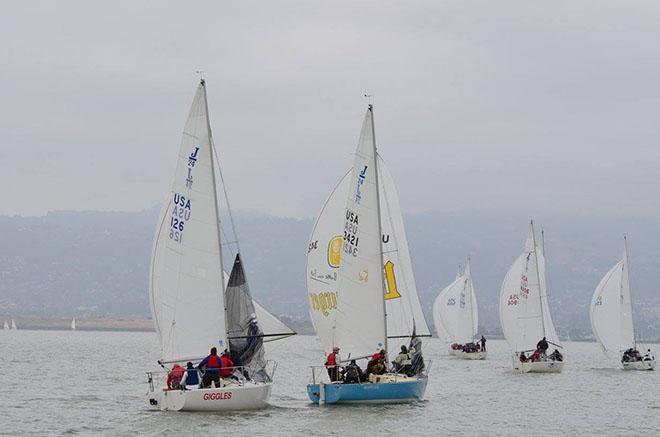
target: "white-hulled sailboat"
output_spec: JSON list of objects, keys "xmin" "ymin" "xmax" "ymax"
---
[
  {"xmin": 71, "ymin": 318, "xmax": 76, "ymax": 331},
  {"xmin": 499, "ymin": 221, "xmax": 564, "ymax": 373},
  {"xmin": 590, "ymin": 237, "xmax": 655, "ymax": 370},
  {"xmin": 305, "ymin": 105, "xmax": 431, "ymax": 404},
  {"xmin": 146, "ymin": 79, "xmax": 295, "ymax": 411},
  {"xmin": 432, "ymin": 260, "xmax": 486, "ymax": 359}
]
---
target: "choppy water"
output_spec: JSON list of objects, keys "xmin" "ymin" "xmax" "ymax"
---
[{"xmin": 0, "ymin": 330, "xmax": 658, "ymax": 436}]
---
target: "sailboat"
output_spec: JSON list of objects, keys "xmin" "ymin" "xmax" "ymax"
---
[
  {"xmin": 146, "ymin": 79, "xmax": 295, "ymax": 411},
  {"xmin": 71, "ymin": 318, "xmax": 76, "ymax": 331},
  {"xmin": 3, "ymin": 320, "xmax": 8, "ymax": 330},
  {"xmin": 432, "ymin": 260, "xmax": 486, "ymax": 359},
  {"xmin": 11, "ymin": 319, "xmax": 17, "ymax": 330},
  {"xmin": 305, "ymin": 105, "xmax": 431, "ymax": 404},
  {"xmin": 499, "ymin": 221, "xmax": 564, "ymax": 373},
  {"xmin": 590, "ymin": 237, "xmax": 655, "ymax": 370}
]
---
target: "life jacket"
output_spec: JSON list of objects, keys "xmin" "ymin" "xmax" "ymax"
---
[
  {"xmin": 220, "ymin": 355, "xmax": 234, "ymax": 377},
  {"xmin": 206, "ymin": 354, "xmax": 221, "ymax": 371},
  {"xmin": 168, "ymin": 365, "xmax": 185, "ymax": 388},
  {"xmin": 325, "ymin": 352, "xmax": 336, "ymax": 366},
  {"xmin": 185, "ymin": 368, "xmax": 199, "ymax": 386}
]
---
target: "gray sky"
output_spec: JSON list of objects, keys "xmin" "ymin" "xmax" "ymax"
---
[{"xmin": 2, "ymin": 1, "xmax": 660, "ymax": 218}]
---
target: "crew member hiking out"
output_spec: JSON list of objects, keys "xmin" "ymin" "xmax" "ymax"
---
[
  {"xmin": 325, "ymin": 346, "xmax": 341, "ymax": 382},
  {"xmin": 198, "ymin": 347, "xmax": 222, "ymax": 388}
]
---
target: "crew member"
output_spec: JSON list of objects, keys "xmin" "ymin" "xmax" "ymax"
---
[
  {"xmin": 480, "ymin": 336, "xmax": 487, "ymax": 352},
  {"xmin": 537, "ymin": 337, "xmax": 549, "ymax": 356},
  {"xmin": 325, "ymin": 346, "xmax": 341, "ymax": 382},
  {"xmin": 198, "ymin": 347, "xmax": 222, "ymax": 388},
  {"xmin": 167, "ymin": 363, "xmax": 185, "ymax": 390},
  {"xmin": 220, "ymin": 350, "xmax": 235, "ymax": 378}
]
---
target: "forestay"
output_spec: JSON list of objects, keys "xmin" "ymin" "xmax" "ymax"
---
[
  {"xmin": 590, "ymin": 239, "xmax": 634, "ymax": 356},
  {"xmin": 499, "ymin": 222, "xmax": 560, "ymax": 353},
  {"xmin": 149, "ymin": 82, "xmax": 227, "ymax": 363}
]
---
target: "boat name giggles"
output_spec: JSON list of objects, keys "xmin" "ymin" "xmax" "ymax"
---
[{"xmin": 203, "ymin": 392, "xmax": 232, "ymax": 401}]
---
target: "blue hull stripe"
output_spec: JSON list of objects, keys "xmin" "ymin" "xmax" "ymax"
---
[{"xmin": 306, "ymin": 379, "xmax": 427, "ymax": 404}]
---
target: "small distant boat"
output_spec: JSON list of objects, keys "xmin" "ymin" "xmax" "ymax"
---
[
  {"xmin": 305, "ymin": 105, "xmax": 431, "ymax": 405},
  {"xmin": 500, "ymin": 221, "xmax": 564, "ymax": 373},
  {"xmin": 11, "ymin": 319, "xmax": 17, "ymax": 330},
  {"xmin": 590, "ymin": 237, "xmax": 655, "ymax": 371},
  {"xmin": 432, "ymin": 260, "xmax": 486, "ymax": 360},
  {"xmin": 3, "ymin": 320, "xmax": 8, "ymax": 330},
  {"xmin": 146, "ymin": 79, "xmax": 295, "ymax": 412},
  {"xmin": 71, "ymin": 318, "xmax": 76, "ymax": 331}
]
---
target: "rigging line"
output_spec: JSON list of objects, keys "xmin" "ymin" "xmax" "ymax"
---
[{"xmin": 211, "ymin": 136, "xmax": 241, "ymax": 255}]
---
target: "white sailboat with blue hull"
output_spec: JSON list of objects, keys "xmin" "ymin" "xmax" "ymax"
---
[{"xmin": 306, "ymin": 105, "xmax": 431, "ymax": 405}]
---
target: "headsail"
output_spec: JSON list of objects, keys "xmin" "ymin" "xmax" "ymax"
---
[
  {"xmin": 149, "ymin": 81, "xmax": 227, "ymax": 363},
  {"xmin": 590, "ymin": 238, "xmax": 635, "ymax": 356},
  {"xmin": 499, "ymin": 222, "xmax": 560, "ymax": 352}
]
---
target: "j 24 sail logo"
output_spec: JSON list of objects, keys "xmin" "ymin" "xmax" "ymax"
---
[{"xmin": 354, "ymin": 165, "xmax": 368, "ymax": 204}]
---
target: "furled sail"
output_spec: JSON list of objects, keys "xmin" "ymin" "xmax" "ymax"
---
[
  {"xmin": 590, "ymin": 238, "xmax": 634, "ymax": 357},
  {"xmin": 432, "ymin": 263, "xmax": 478, "ymax": 344},
  {"xmin": 149, "ymin": 81, "xmax": 227, "ymax": 363},
  {"xmin": 499, "ymin": 222, "xmax": 560, "ymax": 353},
  {"xmin": 306, "ymin": 113, "xmax": 429, "ymax": 357}
]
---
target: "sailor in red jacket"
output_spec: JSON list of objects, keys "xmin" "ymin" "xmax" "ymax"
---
[
  {"xmin": 220, "ymin": 350, "xmax": 234, "ymax": 377},
  {"xmin": 167, "ymin": 364, "xmax": 185, "ymax": 389},
  {"xmin": 325, "ymin": 346, "xmax": 341, "ymax": 382}
]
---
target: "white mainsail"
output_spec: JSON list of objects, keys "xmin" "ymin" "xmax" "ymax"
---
[
  {"xmin": 499, "ymin": 222, "xmax": 560, "ymax": 352},
  {"xmin": 3, "ymin": 320, "xmax": 8, "ymax": 330},
  {"xmin": 11, "ymin": 319, "xmax": 17, "ymax": 330},
  {"xmin": 590, "ymin": 238, "xmax": 635, "ymax": 357},
  {"xmin": 432, "ymin": 262, "xmax": 478, "ymax": 344},
  {"xmin": 333, "ymin": 106, "xmax": 386, "ymax": 360},
  {"xmin": 71, "ymin": 318, "xmax": 76, "ymax": 331},
  {"xmin": 150, "ymin": 81, "xmax": 227, "ymax": 363},
  {"xmin": 306, "ymin": 111, "xmax": 429, "ymax": 357}
]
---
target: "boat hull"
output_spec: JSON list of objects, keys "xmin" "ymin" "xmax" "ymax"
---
[
  {"xmin": 622, "ymin": 360, "xmax": 655, "ymax": 371},
  {"xmin": 457, "ymin": 351, "xmax": 487, "ymax": 360},
  {"xmin": 514, "ymin": 360, "xmax": 564, "ymax": 373},
  {"xmin": 306, "ymin": 376, "xmax": 427, "ymax": 404},
  {"xmin": 147, "ymin": 381, "xmax": 272, "ymax": 411}
]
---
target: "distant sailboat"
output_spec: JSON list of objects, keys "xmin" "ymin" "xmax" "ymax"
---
[
  {"xmin": 306, "ymin": 105, "xmax": 431, "ymax": 404},
  {"xmin": 590, "ymin": 237, "xmax": 655, "ymax": 370},
  {"xmin": 3, "ymin": 320, "xmax": 8, "ymax": 330},
  {"xmin": 499, "ymin": 221, "xmax": 564, "ymax": 373},
  {"xmin": 432, "ymin": 259, "xmax": 486, "ymax": 359},
  {"xmin": 11, "ymin": 319, "xmax": 17, "ymax": 330},
  {"xmin": 146, "ymin": 79, "xmax": 295, "ymax": 412},
  {"xmin": 71, "ymin": 318, "xmax": 76, "ymax": 331}
]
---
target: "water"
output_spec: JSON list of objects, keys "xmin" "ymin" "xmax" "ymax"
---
[{"xmin": 1, "ymin": 331, "xmax": 657, "ymax": 436}]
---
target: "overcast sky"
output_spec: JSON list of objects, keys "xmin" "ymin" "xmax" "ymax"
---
[{"xmin": 2, "ymin": 1, "xmax": 659, "ymax": 219}]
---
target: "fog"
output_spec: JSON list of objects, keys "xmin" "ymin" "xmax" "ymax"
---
[{"xmin": 2, "ymin": 1, "xmax": 659, "ymax": 218}]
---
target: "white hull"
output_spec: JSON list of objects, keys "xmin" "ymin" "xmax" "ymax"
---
[
  {"xmin": 514, "ymin": 360, "xmax": 564, "ymax": 373},
  {"xmin": 622, "ymin": 360, "xmax": 655, "ymax": 371},
  {"xmin": 457, "ymin": 351, "xmax": 487, "ymax": 360},
  {"xmin": 147, "ymin": 381, "xmax": 272, "ymax": 411},
  {"xmin": 448, "ymin": 348, "xmax": 461, "ymax": 356}
]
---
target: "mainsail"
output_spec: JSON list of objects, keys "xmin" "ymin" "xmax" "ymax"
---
[
  {"xmin": 590, "ymin": 238, "xmax": 635, "ymax": 357},
  {"xmin": 499, "ymin": 222, "xmax": 560, "ymax": 352},
  {"xmin": 433, "ymin": 262, "xmax": 478, "ymax": 344},
  {"xmin": 306, "ymin": 106, "xmax": 429, "ymax": 359}
]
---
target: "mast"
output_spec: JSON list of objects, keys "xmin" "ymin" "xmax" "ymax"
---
[
  {"xmin": 466, "ymin": 257, "xmax": 475, "ymax": 339},
  {"xmin": 200, "ymin": 79, "xmax": 228, "ymax": 341},
  {"xmin": 530, "ymin": 220, "xmax": 547, "ymax": 338},
  {"xmin": 623, "ymin": 235, "xmax": 634, "ymax": 349},
  {"xmin": 370, "ymin": 104, "xmax": 388, "ymax": 351}
]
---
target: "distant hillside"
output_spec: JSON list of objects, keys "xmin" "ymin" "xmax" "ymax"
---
[{"xmin": 0, "ymin": 208, "xmax": 658, "ymax": 340}]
